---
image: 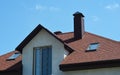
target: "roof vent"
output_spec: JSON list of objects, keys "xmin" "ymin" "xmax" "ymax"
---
[{"xmin": 54, "ymin": 31, "xmax": 62, "ymax": 35}]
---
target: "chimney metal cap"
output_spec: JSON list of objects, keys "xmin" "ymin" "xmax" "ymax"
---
[{"xmin": 73, "ymin": 11, "xmax": 84, "ymax": 17}]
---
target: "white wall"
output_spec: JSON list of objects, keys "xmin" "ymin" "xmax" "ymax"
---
[
  {"xmin": 22, "ymin": 29, "xmax": 66, "ymax": 75},
  {"xmin": 63, "ymin": 67, "xmax": 120, "ymax": 75}
]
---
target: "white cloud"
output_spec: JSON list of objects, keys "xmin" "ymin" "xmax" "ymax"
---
[
  {"xmin": 35, "ymin": 5, "xmax": 47, "ymax": 11},
  {"xmin": 35, "ymin": 4, "xmax": 60, "ymax": 12},
  {"xmin": 105, "ymin": 3, "xmax": 120, "ymax": 10}
]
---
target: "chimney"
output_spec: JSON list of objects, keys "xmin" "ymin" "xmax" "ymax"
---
[{"xmin": 73, "ymin": 11, "xmax": 85, "ymax": 39}]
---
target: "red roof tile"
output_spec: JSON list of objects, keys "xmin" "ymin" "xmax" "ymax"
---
[
  {"xmin": 56, "ymin": 32, "xmax": 120, "ymax": 65},
  {"xmin": 0, "ymin": 51, "xmax": 22, "ymax": 71}
]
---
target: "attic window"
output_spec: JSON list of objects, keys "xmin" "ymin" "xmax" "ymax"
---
[
  {"xmin": 86, "ymin": 43, "xmax": 99, "ymax": 51},
  {"xmin": 7, "ymin": 52, "xmax": 20, "ymax": 60}
]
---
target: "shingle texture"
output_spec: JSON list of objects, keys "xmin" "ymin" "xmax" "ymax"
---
[
  {"xmin": 0, "ymin": 51, "xmax": 22, "ymax": 72},
  {"xmin": 56, "ymin": 32, "xmax": 120, "ymax": 65}
]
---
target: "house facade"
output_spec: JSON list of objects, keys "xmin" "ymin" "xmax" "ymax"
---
[
  {"xmin": 1, "ymin": 12, "xmax": 120, "ymax": 75},
  {"xmin": 21, "ymin": 28, "xmax": 67, "ymax": 75}
]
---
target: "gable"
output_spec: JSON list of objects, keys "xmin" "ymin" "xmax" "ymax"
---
[
  {"xmin": 23, "ymin": 28, "xmax": 65, "ymax": 50},
  {"xmin": 21, "ymin": 26, "xmax": 71, "ymax": 75},
  {"xmin": 15, "ymin": 24, "xmax": 73, "ymax": 53}
]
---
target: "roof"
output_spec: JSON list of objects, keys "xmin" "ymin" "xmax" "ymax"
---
[
  {"xmin": 1, "ymin": 25, "xmax": 120, "ymax": 71},
  {"xmin": 57, "ymin": 32, "xmax": 120, "ymax": 64},
  {"xmin": 0, "ymin": 51, "xmax": 22, "ymax": 72},
  {"xmin": 56, "ymin": 32, "xmax": 120, "ymax": 71}
]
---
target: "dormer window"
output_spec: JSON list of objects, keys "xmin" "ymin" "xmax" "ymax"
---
[
  {"xmin": 86, "ymin": 43, "xmax": 99, "ymax": 51},
  {"xmin": 7, "ymin": 52, "xmax": 21, "ymax": 60}
]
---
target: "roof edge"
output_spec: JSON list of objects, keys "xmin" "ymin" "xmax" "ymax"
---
[
  {"xmin": 15, "ymin": 24, "xmax": 42, "ymax": 52},
  {"xmin": 59, "ymin": 59, "xmax": 120, "ymax": 71},
  {"xmin": 15, "ymin": 24, "xmax": 73, "ymax": 53}
]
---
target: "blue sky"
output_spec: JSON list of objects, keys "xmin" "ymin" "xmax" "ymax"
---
[{"xmin": 0, "ymin": 0, "xmax": 120, "ymax": 55}]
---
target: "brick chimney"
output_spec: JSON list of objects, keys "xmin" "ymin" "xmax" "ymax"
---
[{"xmin": 73, "ymin": 12, "xmax": 85, "ymax": 39}]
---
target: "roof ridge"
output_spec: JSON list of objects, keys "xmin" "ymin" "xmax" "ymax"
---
[
  {"xmin": 86, "ymin": 32, "xmax": 120, "ymax": 44},
  {"xmin": 55, "ymin": 31, "xmax": 120, "ymax": 44}
]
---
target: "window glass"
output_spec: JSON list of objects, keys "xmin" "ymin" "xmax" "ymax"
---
[
  {"xmin": 87, "ymin": 43, "xmax": 99, "ymax": 51},
  {"xmin": 34, "ymin": 46, "xmax": 52, "ymax": 75},
  {"xmin": 7, "ymin": 52, "xmax": 20, "ymax": 60},
  {"xmin": 35, "ymin": 48, "xmax": 42, "ymax": 75}
]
